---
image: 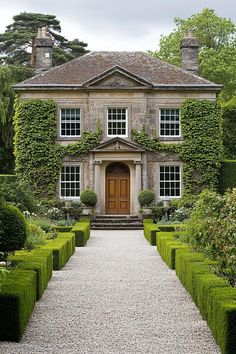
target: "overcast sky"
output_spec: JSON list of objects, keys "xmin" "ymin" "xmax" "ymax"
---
[{"xmin": 0, "ymin": 0, "xmax": 236, "ymax": 51}]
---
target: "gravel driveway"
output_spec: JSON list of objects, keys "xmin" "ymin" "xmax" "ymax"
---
[{"xmin": 0, "ymin": 230, "xmax": 220, "ymax": 354}]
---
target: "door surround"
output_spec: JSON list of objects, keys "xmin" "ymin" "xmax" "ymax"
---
[{"xmin": 105, "ymin": 162, "xmax": 130, "ymax": 215}]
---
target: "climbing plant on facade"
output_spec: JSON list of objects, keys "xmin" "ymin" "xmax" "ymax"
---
[
  {"xmin": 132, "ymin": 99, "xmax": 222, "ymax": 195},
  {"xmin": 14, "ymin": 99, "xmax": 102, "ymax": 199}
]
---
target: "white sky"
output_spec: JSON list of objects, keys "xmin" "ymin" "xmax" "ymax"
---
[{"xmin": 0, "ymin": 0, "xmax": 235, "ymax": 51}]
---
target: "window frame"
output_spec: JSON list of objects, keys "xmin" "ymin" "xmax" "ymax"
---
[
  {"xmin": 158, "ymin": 108, "xmax": 181, "ymax": 138},
  {"xmin": 158, "ymin": 164, "xmax": 182, "ymax": 199},
  {"xmin": 59, "ymin": 164, "xmax": 81, "ymax": 200},
  {"xmin": 59, "ymin": 108, "xmax": 81, "ymax": 138},
  {"xmin": 106, "ymin": 107, "xmax": 128, "ymax": 138}
]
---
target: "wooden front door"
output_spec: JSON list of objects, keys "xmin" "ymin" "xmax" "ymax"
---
[{"xmin": 106, "ymin": 163, "xmax": 130, "ymax": 215}]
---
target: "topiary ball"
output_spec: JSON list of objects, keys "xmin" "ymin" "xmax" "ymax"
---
[
  {"xmin": 80, "ymin": 189, "xmax": 97, "ymax": 207},
  {"xmin": 0, "ymin": 204, "xmax": 28, "ymax": 253},
  {"xmin": 138, "ymin": 189, "xmax": 156, "ymax": 207}
]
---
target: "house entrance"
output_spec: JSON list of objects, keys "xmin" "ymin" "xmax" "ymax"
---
[{"xmin": 105, "ymin": 162, "xmax": 130, "ymax": 214}]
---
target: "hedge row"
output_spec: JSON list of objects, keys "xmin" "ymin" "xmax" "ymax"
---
[
  {"xmin": 218, "ymin": 160, "xmax": 236, "ymax": 193},
  {"xmin": 41, "ymin": 232, "xmax": 75, "ymax": 270},
  {"xmin": 71, "ymin": 220, "xmax": 90, "ymax": 247},
  {"xmin": 143, "ymin": 219, "xmax": 159, "ymax": 245},
  {"xmin": 0, "ymin": 269, "xmax": 36, "ymax": 341},
  {"xmin": 0, "ymin": 174, "xmax": 17, "ymax": 183},
  {"xmin": 156, "ymin": 231, "xmax": 236, "ymax": 354}
]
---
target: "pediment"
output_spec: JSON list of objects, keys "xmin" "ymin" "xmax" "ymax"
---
[
  {"xmin": 91, "ymin": 137, "xmax": 145, "ymax": 152},
  {"xmin": 83, "ymin": 66, "xmax": 153, "ymax": 88}
]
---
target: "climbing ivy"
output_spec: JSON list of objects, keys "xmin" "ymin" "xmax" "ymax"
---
[
  {"xmin": 132, "ymin": 99, "xmax": 223, "ymax": 195},
  {"xmin": 14, "ymin": 99, "xmax": 102, "ymax": 199}
]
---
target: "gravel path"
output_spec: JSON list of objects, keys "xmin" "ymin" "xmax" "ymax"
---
[{"xmin": 0, "ymin": 230, "xmax": 220, "ymax": 354}]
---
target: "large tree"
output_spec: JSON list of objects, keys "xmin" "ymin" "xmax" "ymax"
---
[
  {"xmin": 0, "ymin": 12, "xmax": 89, "ymax": 67},
  {"xmin": 150, "ymin": 8, "xmax": 236, "ymax": 100}
]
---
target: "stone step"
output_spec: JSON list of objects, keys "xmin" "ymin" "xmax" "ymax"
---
[
  {"xmin": 92, "ymin": 225, "xmax": 143, "ymax": 230},
  {"xmin": 91, "ymin": 215, "xmax": 143, "ymax": 230}
]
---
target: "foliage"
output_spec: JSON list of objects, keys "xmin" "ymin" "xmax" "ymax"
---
[
  {"xmin": 0, "ymin": 203, "xmax": 28, "ymax": 259},
  {"xmin": 218, "ymin": 160, "xmax": 236, "ymax": 193},
  {"xmin": 0, "ymin": 12, "xmax": 89, "ymax": 67},
  {"xmin": 133, "ymin": 99, "xmax": 222, "ymax": 196},
  {"xmin": 138, "ymin": 189, "xmax": 156, "ymax": 207},
  {"xmin": 14, "ymin": 99, "xmax": 102, "ymax": 199},
  {"xmin": 0, "ymin": 177, "xmax": 38, "ymax": 213},
  {"xmin": 150, "ymin": 8, "xmax": 236, "ymax": 100},
  {"xmin": 0, "ymin": 65, "xmax": 33, "ymax": 173},
  {"xmin": 182, "ymin": 189, "xmax": 236, "ymax": 286},
  {"xmin": 221, "ymin": 96, "xmax": 236, "ymax": 158},
  {"xmin": 80, "ymin": 188, "xmax": 97, "ymax": 207},
  {"xmin": 25, "ymin": 223, "xmax": 46, "ymax": 249}
]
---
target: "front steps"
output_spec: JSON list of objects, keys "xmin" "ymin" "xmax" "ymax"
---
[{"xmin": 91, "ymin": 215, "xmax": 143, "ymax": 230}]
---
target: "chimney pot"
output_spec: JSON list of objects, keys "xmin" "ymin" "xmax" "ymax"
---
[{"xmin": 34, "ymin": 27, "xmax": 53, "ymax": 72}]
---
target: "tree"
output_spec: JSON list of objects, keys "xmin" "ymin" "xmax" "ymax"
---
[
  {"xmin": 0, "ymin": 12, "xmax": 89, "ymax": 67},
  {"xmin": 150, "ymin": 8, "xmax": 236, "ymax": 100},
  {"xmin": 0, "ymin": 65, "xmax": 33, "ymax": 173}
]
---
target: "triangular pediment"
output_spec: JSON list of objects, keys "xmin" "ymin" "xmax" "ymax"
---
[
  {"xmin": 83, "ymin": 66, "xmax": 153, "ymax": 88},
  {"xmin": 91, "ymin": 137, "xmax": 145, "ymax": 152}
]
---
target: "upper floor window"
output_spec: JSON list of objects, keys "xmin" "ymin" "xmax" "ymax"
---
[
  {"xmin": 159, "ymin": 165, "xmax": 181, "ymax": 198},
  {"xmin": 159, "ymin": 109, "xmax": 180, "ymax": 137},
  {"xmin": 60, "ymin": 108, "xmax": 81, "ymax": 137},
  {"xmin": 60, "ymin": 165, "xmax": 80, "ymax": 199},
  {"xmin": 107, "ymin": 108, "xmax": 128, "ymax": 137}
]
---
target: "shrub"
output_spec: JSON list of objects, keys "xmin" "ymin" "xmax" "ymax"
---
[
  {"xmin": 138, "ymin": 189, "xmax": 156, "ymax": 207},
  {"xmin": 219, "ymin": 160, "xmax": 236, "ymax": 193},
  {"xmin": 80, "ymin": 189, "xmax": 97, "ymax": 207},
  {"xmin": 25, "ymin": 223, "xmax": 47, "ymax": 249},
  {"xmin": 0, "ymin": 204, "xmax": 28, "ymax": 259}
]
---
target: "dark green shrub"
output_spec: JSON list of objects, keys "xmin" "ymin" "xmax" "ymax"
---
[
  {"xmin": 80, "ymin": 189, "xmax": 97, "ymax": 206},
  {"xmin": 222, "ymin": 97, "xmax": 236, "ymax": 159},
  {"xmin": 138, "ymin": 189, "xmax": 156, "ymax": 207},
  {"xmin": 0, "ymin": 204, "xmax": 28, "ymax": 258},
  {"xmin": 71, "ymin": 220, "xmax": 90, "ymax": 247},
  {"xmin": 218, "ymin": 160, "xmax": 236, "ymax": 193},
  {"xmin": 143, "ymin": 220, "xmax": 159, "ymax": 245}
]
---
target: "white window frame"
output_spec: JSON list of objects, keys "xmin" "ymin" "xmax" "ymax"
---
[
  {"xmin": 59, "ymin": 165, "xmax": 81, "ymax": 200},
  {"xmin": 159, "ymin": 108, "xmax": 181, "ymax": 138},
  {"xmin": 107, "ymin": 107, "xmax": 128, "ymax": 138},
  {"xmin": 159, "ymin": 164, "xmax": 182, "ymax": 199},
  {"xmin": 60, "ymin": 108, "xmax": 81, "ymax": 138}
]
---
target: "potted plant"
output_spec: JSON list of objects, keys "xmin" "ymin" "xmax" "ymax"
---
[
  {"xmin": 138, "ymin": 189, "xmax": 156, "ymax": 217},
  {"xmin": 80, "ymin": 188, "xmax": 97, "ymax": 215}
]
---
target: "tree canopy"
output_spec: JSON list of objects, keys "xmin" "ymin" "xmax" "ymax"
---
[
  {"xmin": 150, "ymin": 8, "xmax": 236, "ymax": 100},
  {"xmin": 0, "ymin": 12, "xmax": 89, "ymax": 67}
]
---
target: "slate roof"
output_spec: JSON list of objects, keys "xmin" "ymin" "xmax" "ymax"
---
[{"xmin": 15, "ymin": 51, "xmax": 221, "ymax": 89}]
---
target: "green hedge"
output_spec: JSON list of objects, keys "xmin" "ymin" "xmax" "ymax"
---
[
  {"xmin": 0, "ymin": 174, "xmax": 17, "ymax": 183},
  {"xmin": 218, "ymin": 160, "xmax": 236, "ymax": 193},
  {"xmin": 71, "ymin": 220, "xmax": 90, "ymax": 247},
  {"xmin": 175, "ymin": 248, "xmax": 236, "ymax": 354},
  {"xmin": 54, "ymin": 226, "xmax": 73, "ymax": 232},
  {"xmin": 0, "ymin": 269, "xmax": 37, "ymax": 341},
  {"xmin": 143, "ymin": 220, "xmax": 159, "ymax": 245},
  {"xmin": 9, "ymin": 248, "xmax": 53, "ymax": 300},
  {"xmin": 41, "ymin": 232, "xmax": 75, "ymax": 270}
]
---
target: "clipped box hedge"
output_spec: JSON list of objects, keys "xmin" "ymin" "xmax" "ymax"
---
[
  {"xmin": 143, "ymin": 219, "xmax": 159, "ymax": 245},
  {"xmin": 0, "ymin": 269, "xmax": 37, "ymax": 342},
  {"xmin": 9, "ymin": 248, "xmax": 53, "ymax": 300},
  {"xmin": 0, "ymin": 174, "xmax": 17, "ymax": 183},
  {"xmin": 54, "ymin": 226, "xmax": 73, "ymax": 232},
  {"xmin": 41, "ymin": 232, "xmax": 75, "ymax": 270},
  {"xmin": 71, "ymin": 220, "xmax": 90, "ymax": 247}
]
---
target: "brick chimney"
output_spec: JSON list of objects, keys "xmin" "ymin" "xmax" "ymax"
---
[
  {"xmin": 34, "ymin": 27, "xmax": 53, "ymax": 72},
  {"xmin": 180, "ymin": 30, "xmax": 199, "ymax": 76}
]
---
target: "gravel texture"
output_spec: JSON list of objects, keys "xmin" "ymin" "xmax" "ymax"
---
[{"xmin": 0, "ymin": 230, "xmax": 220, "ymax": 354}]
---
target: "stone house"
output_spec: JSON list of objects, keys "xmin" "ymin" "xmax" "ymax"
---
[{"xmin": 14, "ymin": 29, "xmax": 221, "ymax": 215}]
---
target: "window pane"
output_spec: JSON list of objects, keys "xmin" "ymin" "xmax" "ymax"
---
[
  {"xmin": 159, "ymin": 165, "xmax": 180, "ymax": 198},
  {"xmin": 60, "ymin": 108, "xmax": 81, "ymax": 136},
  {"xmin": 160, "ymin": 109, "xmax": 180, "ymax": 137},
  {"xmin": 60, "ymin": 165, "xmax": 80, "ymax": 198},
  {"xmin": 107, "ymin": 108, "xmax": 127, "ymax": 136}
]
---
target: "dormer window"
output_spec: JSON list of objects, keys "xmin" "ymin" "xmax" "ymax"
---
[
  {"xmin": 107, "ymin": 108, "xmax": 128, "ymax": 137},
  {"xmin": 159, "ymin": 108, "xmax": 180, "ymax": 137},
  {"xmin": 60, "ymin": 108, "xmax": 81, "ymax": 137}
]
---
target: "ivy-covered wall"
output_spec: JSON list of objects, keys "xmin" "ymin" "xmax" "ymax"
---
[
  {"xmin": 132, "ymin": 99, "xmax": 222, "ymax": 195},
  {"xmin": 14, "ymin": 99, "xmax": 101, "ymax": 199}
]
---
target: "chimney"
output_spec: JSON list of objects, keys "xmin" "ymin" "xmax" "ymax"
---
[
  {"xmin": 180, "ymin": 30, "xmax": 199, "ymax": 76},
  {"xmin": 34, "ymin": 27, "xmax": 53, "ymax": 72}
]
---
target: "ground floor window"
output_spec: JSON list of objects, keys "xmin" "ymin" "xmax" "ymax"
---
[
  {"xmin": 60, "ymin": 165, "xmax": 80, "ymax": 198},
  {"xmin": 159, "ymin": 165, "xmax": 181, "ymax": 197}
]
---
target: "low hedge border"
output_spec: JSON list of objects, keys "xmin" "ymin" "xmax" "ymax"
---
[
  {"xmin": 71, "ymin": 220, "xmax": 90, "ymax": 247},
  {"xmin": 9, "ymin": 248, "xmax": 53, "ymax": 300},
  {"xmin": 54, "ymin": 226, "xmax": 73, "ymax": 232},
  {"xmin": 156, "ymin": 230, "xmax": 236, "ymax": 354},
  {"xmin": 41, "ymin": 232, "xmax": 75, "ymax": 270},
  {"xmin": 143, "ymin": 220, "xmax": 159, "ymax": 245},
  {"xmin": 0, "ymin": 269, "xmax": 37, "ymax": 341}
]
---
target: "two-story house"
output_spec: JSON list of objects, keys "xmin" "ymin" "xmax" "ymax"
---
[{"xmin": 14, "ymin": 29, "xmax": 221, "ymax": 215}]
